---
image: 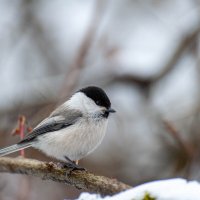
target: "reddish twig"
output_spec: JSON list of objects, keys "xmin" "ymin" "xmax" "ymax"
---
[
  {"xmin": 11, "ymin": 115, "xmax": 32, "ymax": 157},
  {"xmin": 19, "ymin": 116, "xmax": 25, "ymax": 156},
  {"xmin": 12, "ymin": 115, "xmax": 26, "ymax": 156}
]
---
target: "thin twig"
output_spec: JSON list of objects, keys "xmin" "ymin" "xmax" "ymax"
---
[
  {"xmin": 163, "ymin": 120, "xmax": 194, "ymax": 159},
  {"xmin": 19, "ymin": 116, "xmax": 25, "ymax": 157}
]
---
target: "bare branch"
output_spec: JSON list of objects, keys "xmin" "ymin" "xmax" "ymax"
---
[
  {"xmin": 59, "ymin": 0, "xmax": 106, "ymax": 100},
  {"xmin": 0, "ymin": 157, "xmax": 131, "ymax": 196},
  {"xmin": 111, "ymin": 25, "xmax": 200, "ymax": 87},
  {"xmin": 163, "ymin": 120, "xmax": 194, "ymax": 158}
]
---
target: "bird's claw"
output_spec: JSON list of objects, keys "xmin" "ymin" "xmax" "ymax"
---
[
  {"xmin": 62, "ymin": 162, "xmax": 86, "ymax": 171},
  {"xmin": 55, "ymin": 161, "xmax": 86, "ymax": 171}
]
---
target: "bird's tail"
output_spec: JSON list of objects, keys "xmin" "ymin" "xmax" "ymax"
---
[{"xmin": 0, "ymin": 143, "xmax": 32, "ymax": 157}]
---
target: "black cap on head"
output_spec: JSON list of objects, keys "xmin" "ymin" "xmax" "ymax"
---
[{"xmin": 79, "ymin": 86, "xmax": 111, "ymax": 109}]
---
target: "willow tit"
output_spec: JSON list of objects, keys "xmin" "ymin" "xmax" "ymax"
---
[{"xmin": 0, "ymin": 86, "xmax": 115, "ymax": 169}]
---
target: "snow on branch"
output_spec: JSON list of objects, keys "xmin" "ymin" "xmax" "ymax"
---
[
  {"xmin": 78, "ymin": 178, "xmax": 200, "ymax": 200},
  {"xmin": 0, "ymin": 157, "xmax": 131, "ymax": 196}
]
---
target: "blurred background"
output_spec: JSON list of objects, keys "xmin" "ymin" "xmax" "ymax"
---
[{"xmin": 0, "ymin": 0, "xmax": 200, "ymax": 199}]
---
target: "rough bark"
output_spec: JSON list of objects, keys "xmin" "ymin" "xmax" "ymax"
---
[{"xmin": 0, "ymin": 157, "xmax": 131, "ymax": 196}]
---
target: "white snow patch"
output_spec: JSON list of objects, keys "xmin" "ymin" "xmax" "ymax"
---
[{"xmin": 77, "ymin": 178, "xmax": 200, "ymax": 200}]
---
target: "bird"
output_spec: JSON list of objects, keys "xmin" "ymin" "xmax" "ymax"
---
[{"xmin": 0, "ymin": 86, "xmax": 116, "ymax": 169}]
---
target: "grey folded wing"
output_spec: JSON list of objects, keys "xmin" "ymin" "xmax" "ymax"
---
[{"xmin": 18, "ymin": 109, "xmax": 82, "ymax": 144}]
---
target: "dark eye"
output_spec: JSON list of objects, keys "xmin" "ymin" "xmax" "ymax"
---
[{"xmin": 96, "ymin": 100, "xmax": 101, "ymax": 106}]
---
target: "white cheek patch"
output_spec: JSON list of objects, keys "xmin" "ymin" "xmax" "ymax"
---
[
  {"xmin": 67, "ymin": 92, "xmax": 103, "ymax": 114},
  {"xmin": 83, "ymin": 97, "xmax": 102, "ymax": 113}
]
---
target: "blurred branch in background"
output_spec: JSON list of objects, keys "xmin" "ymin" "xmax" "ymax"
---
[
  {"xmin": 109, "ymin": 25, "xmax": 200, "ymax": 95},
  {"xmin": 163, "ymin": 120, "xmax": 194, "ymax": 176},
  {"xmin": 59, "ymin": 0, "xmax": 107, "ymax": 101},
  {"xmin": 0, "ymin": 0, "xmax": 107, "ymax": 127},
  {"xmin": 163, "ymin": 120, "xmax": 194, "ymax": 159},
  {"xmin": 0, "ymin": 0, "xmax": 200, "ymax": 199},
  {"xmin": 21, "ymin": 0, "xmax": 63, "ymax": 75}
]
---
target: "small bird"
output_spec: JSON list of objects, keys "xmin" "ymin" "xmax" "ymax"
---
[{"xmin": 0, "ymin": 86, "xmax": 115, "ymax": 169}]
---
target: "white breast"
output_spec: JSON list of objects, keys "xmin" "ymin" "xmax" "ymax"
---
[{"xmin": 33, "ymin": 118, "xmax": 108, "ymax": 162}]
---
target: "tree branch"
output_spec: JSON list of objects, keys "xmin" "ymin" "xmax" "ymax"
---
[
  {"xmin": 0, "ymin": 157, "xmax": 131, "ymax": 196},
  {"xmin": 111, "ymin": 25, "xmax": 200, "ymax": 87}
]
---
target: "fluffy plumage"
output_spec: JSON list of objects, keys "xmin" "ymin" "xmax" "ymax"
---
[{"xmin": 0, "ymin": 86, "xmax": 115, "ymax": 163}]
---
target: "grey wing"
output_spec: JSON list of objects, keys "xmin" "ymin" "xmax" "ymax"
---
[{"xmin": 18, "ymin": 110, "xmax": 82, "ymax": 144}]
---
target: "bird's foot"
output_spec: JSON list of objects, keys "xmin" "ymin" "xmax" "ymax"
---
[
  {"xmin": 61, "ymin": 162, "xmax": 86, "ymax": 171},
  {"xmin": 46, "ymin": 161, "xmax": 85, "ymax": 178},
  {"xmin": 63, "ymin": 156, "xmax": 86, "ymax": 171}
]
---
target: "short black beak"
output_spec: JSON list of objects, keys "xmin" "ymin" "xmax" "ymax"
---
[{"xmin": 107, "ymin": 108, "xmax": 116, "ymax": 113}]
